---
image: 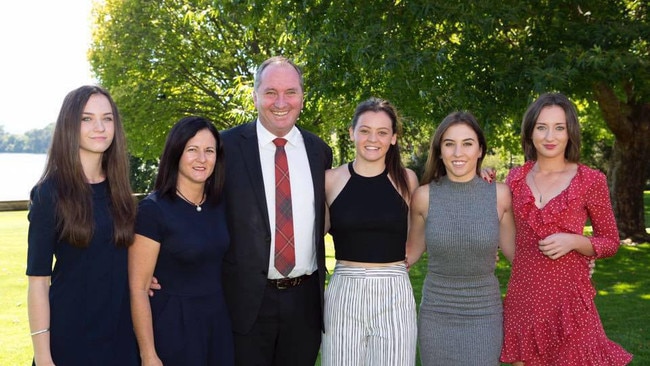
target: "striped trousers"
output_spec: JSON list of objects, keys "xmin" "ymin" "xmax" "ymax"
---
[{"xmin": 322, "ymin": 263, "xmax": 417, "ymax": 366}]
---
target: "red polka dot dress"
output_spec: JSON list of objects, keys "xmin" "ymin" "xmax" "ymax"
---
[{"xmin": 500, "ymin": 161, "xmax": 633, "ymax": 365}]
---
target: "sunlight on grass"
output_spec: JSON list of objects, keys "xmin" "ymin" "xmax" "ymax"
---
[
  {"xmin": 611, "ymin": 282, "xmax": 640, "ymax": 294},
  {"xmin": 621, "ymin": 245, "xmax": 644, "ymax": 252},
  {"xmin": 598, "ymin": 282, "xmax": 638, "ymax": 295},
  {"xmin": 324, "ymin": 234, "xmax": 335, "ymax": 273}
]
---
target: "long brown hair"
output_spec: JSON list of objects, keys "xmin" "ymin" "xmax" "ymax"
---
[
  {"xmin": 351, "ymin": 97, "xmax": 411, "ymax": 200},
  {"xmin": 421, "ymin": 111, "xmax": 487, "ymax": 184},
  {"xmin": 38, "ymin": 85, "xmax": 135, "ymax": 247}
]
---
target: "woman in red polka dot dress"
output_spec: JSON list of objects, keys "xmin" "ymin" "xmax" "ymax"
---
[{"xmin": 499, "ymin": 93, "xmax": 633, "ymax": 365}]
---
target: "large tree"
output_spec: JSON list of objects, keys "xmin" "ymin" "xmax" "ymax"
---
[
  {"xmin": 89, "ymin": 0, "xmax": 435, "ymax": 164},
  {"xmin": 291, "ymin": 0, "xmax": 649, "ymax": 241},
  {"xmin": 90, "ymin": 0, "xmax": 649, "ymax": 240},
  {"xmin": 451, "ymin": 0, "xmax": 650, "ymax": 241},
  {"xmin": 89, "ymin": 0, "xmax": 306, "ymax": 159}
]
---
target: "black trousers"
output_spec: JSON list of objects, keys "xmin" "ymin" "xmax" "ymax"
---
[{"xmin": 233, "ymin": 274, "xmax": 321, "ymax": 366}]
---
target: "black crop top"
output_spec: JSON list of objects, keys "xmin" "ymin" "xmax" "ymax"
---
[{"xmin": 328, "ymin": 163, "xmax": 408, "ymax": 263}]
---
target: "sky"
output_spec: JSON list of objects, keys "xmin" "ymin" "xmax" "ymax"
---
[{"xmin": 0, "ymin": 0, "xmax": 97, "ymax": 134}]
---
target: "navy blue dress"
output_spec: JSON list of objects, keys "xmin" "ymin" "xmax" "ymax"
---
[
  {"xmin": 26, "ymin": 179, "xmax": 139, "ymax": 366},
  {"xmin": 136, "ymin": 192, "xmax": 234, "ymax": 365}
]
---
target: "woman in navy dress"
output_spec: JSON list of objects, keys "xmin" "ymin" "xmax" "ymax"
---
[
  {"xmin": 26, "ymin": 85, "xmax": 139, "ymax": 365},
  {"xmin": 129, "ymin": 116, "xmax": 234, "ymax": 365}
]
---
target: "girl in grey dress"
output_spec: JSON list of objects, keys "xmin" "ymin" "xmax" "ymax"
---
[{"xmin": 406, "ymin": 111, "xmax": 515, "ymax": 365}]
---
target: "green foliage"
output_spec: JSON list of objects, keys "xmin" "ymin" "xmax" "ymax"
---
[
  {"xmin": 578, "ymin": 99, "xmax": 615, "ymax": 172},
  {"xmin": 483, "ymin": 149, "xmax": 525, "ymax": 182},
  {"xmin": 89, "ymin": 0, "xmax": 646, "ymax": 161},
  {"xmin": 90, "ymin": 0, "xmax": 304, "ymax": 160},
  {"xmin": 90, "ymin": 0, "xmax": 649, "ymax": 236},
  {"xmin": 129, "ymin": 155, "xmax": 158, "ymax": 194}
]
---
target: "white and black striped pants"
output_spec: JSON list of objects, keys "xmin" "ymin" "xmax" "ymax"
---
[{"xmin": 321, "ymin": 262, "xmax": 417, "ymax": 366}]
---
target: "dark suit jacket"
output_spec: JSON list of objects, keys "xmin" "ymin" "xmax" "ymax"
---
[{"xmin": 220, "ymin": 121, "xmax": 333, "ymax": 334}]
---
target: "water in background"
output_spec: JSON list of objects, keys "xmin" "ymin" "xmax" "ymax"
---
[{"xmin": 0, "ymin": 153, "xmax": 47, "ymax": 201}]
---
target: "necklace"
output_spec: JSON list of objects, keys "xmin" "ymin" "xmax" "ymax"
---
[
  {"xmin": 530, "ymin": 172, "xmax": 544, "ymax": 203},
  {"xmin": 176, "ymin": 189, "xmax": 205, "ymax": 212},
  {"xmin": 530, "ymin": 164, "xmax": 567, "ymax": 205}
]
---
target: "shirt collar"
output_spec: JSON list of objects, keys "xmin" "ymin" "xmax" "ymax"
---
[{"xmin": 256, "ymin": 119, "xmax": 300, "ymax": 147}]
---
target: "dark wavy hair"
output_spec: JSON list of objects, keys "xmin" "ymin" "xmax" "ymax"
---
[
  {"xmin": 38, "ymin": 85, "xmax": 135, "ymax": 248},
  {"xmin": 154, "ymin": 116, "xmax": 225, "ymax": 205},
  {"xmin": 421, "ymin": 111, "xmax": 487, "ymax": 184},
  {"xmin": 521, "ymin": 92, "xmax": 581, "ymax": 162}
]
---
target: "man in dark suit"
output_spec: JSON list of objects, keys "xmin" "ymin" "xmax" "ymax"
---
[{"xmin": 220, "ymin": 56, "xmax": 333, "ymax": 365}]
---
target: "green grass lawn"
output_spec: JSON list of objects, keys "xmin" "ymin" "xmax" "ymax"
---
[
  {"xmin": 2, "ymin": 208, "xmax": 649, "ymax": 365},
  {"xmin": 0, "ymin": 211, "xmax": 31, "ymax": 365}
]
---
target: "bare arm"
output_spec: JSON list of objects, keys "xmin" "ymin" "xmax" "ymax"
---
[
  {"xmin": 129, "ymin": 234, "xmax": 163, "ymax": 366},
  {"xmin": 324, "ymin": 203, "xmax": 331, "ymax": 234},
  {"xmin": 406, "ymin": 184, "xmax": 429, "ymax": 267},
  {"xmin": 324, "ymin": 165, "xmax": 351, "ymax": 234},
  {"xmin": 28, "ymin": 276, "xmax": 55, "ymax": 366},
  {"xmin": 404, "ymin": 169, "xmax": 420, "ymax": 202},
  {"xmin": 496, "ymin": 183, "xmax": 516, "ymax": 263}
]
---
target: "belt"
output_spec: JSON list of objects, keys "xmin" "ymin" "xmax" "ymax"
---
[{"xmin": 267, "ymin": 273, "xmax": 313, "ymax": 290}]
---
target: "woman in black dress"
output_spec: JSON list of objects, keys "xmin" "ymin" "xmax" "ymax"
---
[
  {"xmin": 129, "ymin": 116, "xmax": 233, "ymax": 365},
  {"xmin": 26, "ymin": 85, "xmax": 139, "ymax": 365}
]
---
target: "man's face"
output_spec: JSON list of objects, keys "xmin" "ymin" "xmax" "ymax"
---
[{"xmin": 253, "ymin": 63, "xmax": 304, "ymax": 137}]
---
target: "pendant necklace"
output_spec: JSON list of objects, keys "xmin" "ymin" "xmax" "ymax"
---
[
  {"xmin": 176, "ymin": 189, "xmax": 205, "ymax": 212},
  {"xmin": 530, "ymin": 173, "xmax": 544, "ymax": 203},
  {"xmin": 530, "ymin": 164, "xmax": 566, "ymax": 205}
]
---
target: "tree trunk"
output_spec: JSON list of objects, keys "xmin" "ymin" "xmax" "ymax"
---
[
  {"xmin": 594, "ymin": 83, "xmax": 650, "ymax": 242},
  {"xmin": 608, "ymin": 139, "xmax": 650, "ymax": 241}
]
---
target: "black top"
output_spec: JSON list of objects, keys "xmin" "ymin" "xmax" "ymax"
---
[
  {"xmin": 329, "ymin": 163, "xmax": 408, "ymax": 263},
  {"xmin": 26, "ymin": 179, "xmax": 139, "ymax": 365}
]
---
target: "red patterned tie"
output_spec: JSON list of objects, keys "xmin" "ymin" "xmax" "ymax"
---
[{"xmin": 273, "ymin": 138, "xmax": 295, "ymax": 276}]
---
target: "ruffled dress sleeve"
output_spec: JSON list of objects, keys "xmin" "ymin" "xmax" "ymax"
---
[{"xmin": 582, "ymin": 167, "xmax": 620, "ymax": 258}]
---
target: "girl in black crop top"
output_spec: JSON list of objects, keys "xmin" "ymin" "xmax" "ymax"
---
[{"xmin": 321, "ymin": 98, "xmax": 419, "ymax": 366}]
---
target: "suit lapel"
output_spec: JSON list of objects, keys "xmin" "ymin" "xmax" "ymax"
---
[
  {"xmin": 237, "ymin": 123, "xmax": 271, "ymax": 234},
  {"xmin": 302, "ymin": 130, "xmax": 323, "ymax": 194},
  {"xmin": 301, "ymin": 129, "xmax": 326, "ymax": 236}
]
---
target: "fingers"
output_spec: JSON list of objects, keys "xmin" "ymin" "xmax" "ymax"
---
[
  {"xmin": 588, "ymin": 259, "xmax": 596, "ymax": 278},
  {"xmin": 148, "ymin": 276, "xmax": 161, "ymax": 297},
  {"xmin": 539, "ymin": 240, "xmax": 559, "ymax": 259},
  {"xmin": 479, "ymin": 168, "xmax": 497, "ymax": 183}
]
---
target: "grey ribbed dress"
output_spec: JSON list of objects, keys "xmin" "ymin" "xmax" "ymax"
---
[{"xmin": 418, "ymin": 175, "xmax": 503, "ymax": 365}]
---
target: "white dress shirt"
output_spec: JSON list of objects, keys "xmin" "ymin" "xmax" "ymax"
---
[{"xmin": 257, "ymin": 121, "xmax": 316, "ymax": 279}]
